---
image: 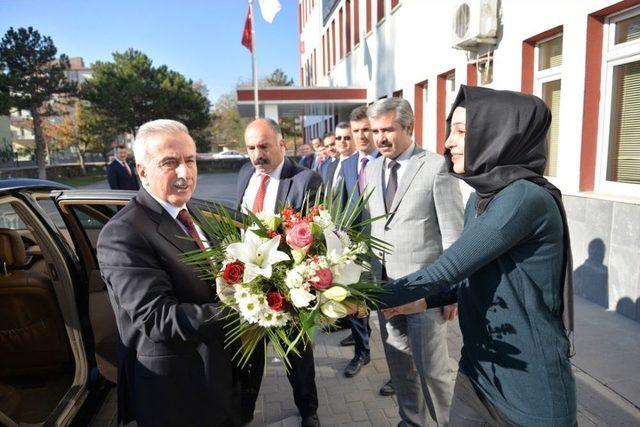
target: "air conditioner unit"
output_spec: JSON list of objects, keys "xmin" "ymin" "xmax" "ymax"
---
[{"xmin": 452, "ymin": 0, "xmax": 498, "ymax": 50}]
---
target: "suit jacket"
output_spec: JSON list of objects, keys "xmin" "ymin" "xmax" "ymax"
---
[
  {"xmin": 298, "ymin": 153, "xmax": 315, "ymax": 169},
  {"xmin": 97, "ymin": 187, "xmax": 239, "ymax": 427},
  {"xmin": 107, "ymin": 159, "xmax": 140, "ymax": 191},
  {"xmin": 341, "ymin": 151, "xmax": 380, "ymax": 200},
  {"xmin": 236, "ymin": 157, "xmax": 323, "ymax": 213},
  {"xmin": 323, "ymin": 157, "xmax": 339, "ymax": 186},
  {"xmin": 365, "ymin": 146, "xmax": 464, "ymax": 282}
]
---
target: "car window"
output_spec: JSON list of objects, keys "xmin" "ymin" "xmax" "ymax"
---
[
  {"xmin": 36, "ymin": 198, "xmax": 77, "ymax": 253},
  {"xmin": 0, "ymin": 202, "xmax": 26, "ymax": 229},
  {"xmin": 68, "ymin": 204, "xmax": 120, "ymax": 251}
]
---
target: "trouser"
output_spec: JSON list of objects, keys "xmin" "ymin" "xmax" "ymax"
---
[
  {"xmin": 379, "ymin": 308, "xmax": 454, "ymax": 427},
  {"xmin": 238, "ymin": 341, "xmax": 318, "ymax": 421},
  {"xmin": 449, "ymin": 372, "xmax": 516, "ymax": 427},
  {"xmin": 349, "ymin": 314, "xmax": 371, "ymax": 357}
]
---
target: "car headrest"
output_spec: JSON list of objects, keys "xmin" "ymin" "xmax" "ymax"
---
[{"xmin": 0, "ymin": 228, "xmax": 26, "ymax": 269}]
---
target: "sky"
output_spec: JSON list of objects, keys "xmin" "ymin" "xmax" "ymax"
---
[{"xmin": 0, "ymin": 0, "xmax": 300, "ymax": 104}]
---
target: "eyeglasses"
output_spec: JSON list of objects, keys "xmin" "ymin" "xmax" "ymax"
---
[{"xmin": 335, "ymin": 136, "xmax": 352, "ymax": 141}]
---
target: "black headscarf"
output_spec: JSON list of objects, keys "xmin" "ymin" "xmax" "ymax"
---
[{"xmin": 444, "ymin": 85, "xmax": 574, "ymax": 353}]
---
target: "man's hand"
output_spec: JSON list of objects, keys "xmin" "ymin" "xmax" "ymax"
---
[
  {"xmin": 441, "ymin": 304, "xmax": 458, "ymax": 321},
  {"xmin": 382, "ymin": 299, "xmax": 427, "ymax": 320}
]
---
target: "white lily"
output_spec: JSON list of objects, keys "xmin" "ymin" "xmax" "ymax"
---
[
  {"xmin": 323, "ymin": 229, "xmax": 364, "ymax": 285},
  {"xmin": 215, "ymin": 277, "xmax": 236, "ymax": 304},
  {"xmin": 320, "ymin": 300, "xmax": 348, "ymax": 318},
  {"xmin": 290, "ymin": 287, "xmax": 317, "ymax": 308},
  {"xmin": 226, "ymin": 230, "xmax": 290, "ymax": 283}
]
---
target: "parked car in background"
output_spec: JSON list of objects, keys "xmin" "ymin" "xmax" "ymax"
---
[
  {"xmin": 212, "ymin": 150, "xmax": 248, "ymax": 159},
  {"xmin": 0, "ymin": 179, "xmax": 240, "ymax": 426}
]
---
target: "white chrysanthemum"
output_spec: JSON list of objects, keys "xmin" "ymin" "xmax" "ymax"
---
[
  {"xmin": 238, "ymin": 295, "xmax": 263, "ymax": 323},
  {"xmin": 271, "ymin": 311, "xmax": 290, "ymax": 327},
  {"xmin": 313, "ymin": 210, "xmax": 335, "ymax": 232},
  {"xmin": 234, "ymin": 286, "xmax": 253, "ymax": 303},
  {"xmin": 257, "ymin": 309, "xmax": 289, "ymax": 327}
]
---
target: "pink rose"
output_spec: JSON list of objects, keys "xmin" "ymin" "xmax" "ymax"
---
[
  {"xmin": 312, "ymin": 268, "xmax": 333, "ymax": 290},
  {"xmin": 286, "ymin": 221, "xmax": 314, "ymax": 251}
]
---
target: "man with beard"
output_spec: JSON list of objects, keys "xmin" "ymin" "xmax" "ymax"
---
[
  {"xmin": 365, "ymin": 98, "xmax": 463, "ymax": 427},
  {"xmin": 97, "ymin": 120, "xmax": 240, "ymax": 427},
  {"xmin": 236, "ymin": 118, "xmax": 323, "ymax": 427},
  {"xmin": 320, "ymin": 132, "xmax": 340, "ymax": 184}
]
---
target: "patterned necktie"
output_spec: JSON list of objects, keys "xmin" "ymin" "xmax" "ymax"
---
[
  {"xmin": 176, "ymin": 209, "xmax": 205, "ymax": 251},
  {"xmin": 384, "ymin": 160, "xmax": 400, "ymax": 212},
  {"xmin": 358, "ymin": 157, "xmax": 369, "ymax": 193},
  {"xmin": 252, "ymin": 174, "xmax": 270, "ymax": 213}
]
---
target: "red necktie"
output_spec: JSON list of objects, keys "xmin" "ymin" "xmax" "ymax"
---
[
  {"xmin": 252, "ymin": 174, "xmax": 270, "ymax": 213},
  {"xmin": 176, "ymin": 209, "xmax": 205, "ymax": 251}
]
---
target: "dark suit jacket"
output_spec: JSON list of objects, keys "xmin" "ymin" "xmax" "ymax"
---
[
  {"xmin": 298, "ymin": 153, "xmax": 315, "ymax": 169},
  {"xmin": 236, "ymin": 157, "xmax": 323, "ymax": 213},
  {"xmin": 341, "ymin": 150, "xmax": 380, "ymax": 200},
  {"xmin": 97, "ymin": 188, "xmax": 239, "ymax": 427},
  {"xmin": 323, "ymin": 158, "xmax": 339, "ymax": 186},
  {"xmin": 107, "ymin": 160, "xmax": 140, "ymax": 191}
]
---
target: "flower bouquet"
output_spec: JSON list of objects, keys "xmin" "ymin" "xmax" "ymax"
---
[{"xmin": 183, "ymin": 190, "xmax": 388, "ymax": 368}]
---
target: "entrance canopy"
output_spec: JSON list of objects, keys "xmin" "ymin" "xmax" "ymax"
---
[{"xmin": 236, "ymin": 86, "xmax": 367, "ymax": 121}]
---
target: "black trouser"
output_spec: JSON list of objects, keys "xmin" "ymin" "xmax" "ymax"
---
[{"xmin": 239, "ymin": 342, "xmax": 318, "ymax": 421}]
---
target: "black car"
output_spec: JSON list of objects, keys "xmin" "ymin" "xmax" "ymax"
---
[{"xmin": 0, "ymin": 179, "xmax": 236, "ymax": 426}]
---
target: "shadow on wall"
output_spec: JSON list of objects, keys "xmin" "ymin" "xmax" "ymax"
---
[
  {"xmin": 573, "ymin": 238, "xmax": 609, "ymax": 308},
  {"xmin": 616, "ymin": 297, "xmax": 640, "ymax": 321}
]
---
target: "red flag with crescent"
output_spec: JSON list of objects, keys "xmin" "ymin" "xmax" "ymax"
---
[{"xmin": 241, "ymin": 6, "xmax": 253, "ymax": 52}]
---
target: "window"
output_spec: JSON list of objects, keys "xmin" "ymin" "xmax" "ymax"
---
[
  {"xmin": 393, "ymin": 89, "xmax": 403, "ymax": 98},
  {"xmin": 354, "ymin": 0, "xmax": 360, "ymax": 45},
  {"xmin": 331, "ymin": 20, "xmax": 336, "ymax": 67},
  {"xmin": 598, "ymin": 7, "xmax": 640, "ymax": 191},
  {"xmin": 377, "ymin": 0, "xmax": 385, "ymax": 23},
  {"xmin": 366, "ymin": 0, "xmax": 372, "ymax": 33},
  {"xmin": 346, "ymin": 0, "xmax": 352, "ymax": 54},
  {"xmin": 437, "ymin": 70, "xmax": 456, "ymax": 154},
  {"xmin": 391, "ymin": 0, "xmax": 400, "ymax": 9},
  {"xmin": 535, "ymin": 34, "xmax": 563, "ymax": 176},
  {"xmin": 339, "ymin": 7, "xmax": 344, "ymax": 60}
]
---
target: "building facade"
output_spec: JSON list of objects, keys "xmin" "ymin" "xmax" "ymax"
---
[{"xmin": 297, "ymin": 0, "xmax": 640, "ymax": 321}]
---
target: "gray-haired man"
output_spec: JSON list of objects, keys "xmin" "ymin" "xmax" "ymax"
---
[{"xmin": 365, "ymin": 98, "xmax": 464, "ymax": 426}]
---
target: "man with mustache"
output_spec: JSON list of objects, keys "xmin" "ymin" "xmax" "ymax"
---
[
  {"xmin": 237, "ymin": 118, "xmax": 323, "ymax": 427},
  {"xmin": 97, "ymin": 120, "xmax": 240, "ymax": 427},
  {"xmin": 365, "ymin": 98, "xmax": 463, "ymax": 427}
]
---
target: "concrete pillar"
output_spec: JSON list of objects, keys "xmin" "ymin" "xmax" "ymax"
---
[{"xmin": 264, "ymin": 104, "xmax": 279, "ymax": 121}]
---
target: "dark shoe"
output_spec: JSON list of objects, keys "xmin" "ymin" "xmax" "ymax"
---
[
  {"xmin": 344, "ymin": 354, "xmax": 370, "ymax": 377},
  {"xmin": 379, "ymin": 379, "xmax": 395, "ymax": 396},
  {"xmin": 339, "ymin": 334, "xmax": 355, "ymax": 346},
  {"xmin": 301, "ymin": 413, "xmax": 321, "ymax": 427}
]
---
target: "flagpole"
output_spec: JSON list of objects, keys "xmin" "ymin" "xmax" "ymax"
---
[{"xmin": 250, "ymin": 0, "xmax": 259, "ymax": 119}]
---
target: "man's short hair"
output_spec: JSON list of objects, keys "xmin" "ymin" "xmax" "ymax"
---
[
  {"xmin": 133, "ymin": 119, "xmax": 189, "ymax": 165},
  {"xmin": 117, "ymin": 145, "xmax": 127, "ymax": 150},
  {"xmin": 247, "ymin": 118, "xmax": 283, "ymax": 141},
  {"xmin": 335, "ymin": 121, "xmax": 351, "ymax": 130},
  {"xmin": 349, "ymin": 105, "xmax": 369, "ymax": 122},
  {"xmin": 367, "ymin": 98, "xmax": 414, "ymax": 129},
  {"xmin": 322, "ymin": 132, "xmax": 335, "ymax": 140}
]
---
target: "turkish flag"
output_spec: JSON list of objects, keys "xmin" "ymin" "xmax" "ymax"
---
[{"xmin": 241, "ymin": 6, "xmax": 253, "ymax": 52}]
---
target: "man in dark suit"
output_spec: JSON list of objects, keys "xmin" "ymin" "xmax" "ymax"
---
[
  {"xmin": 97, "ymin": 119, "xmax": 239, "ymax": 427},
  {"xmin": 334, "ymin": 106, "xmax": 380, "ymax": 379},
  {"xmin": 107, "ymin": 145, "xmax": 140, "ymax": 190},
  {"xmin": 297, "ymin": 143, "xmax": 315, "ymax": 169},
  {"xmin": 320, "ymin": 132, "xmax": 339, "ymax": 185},
  {"xmin": 237, "ymin": 118, "xmax": 322, "ymax": 427}
]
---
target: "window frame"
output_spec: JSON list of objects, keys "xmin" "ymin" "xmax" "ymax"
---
[
  {"xmin": 595, "ymin": 6, "xmax": 640, "ymax": 197},
  {"xmin": 533, "ymin": 33, "xmax": 563, "ymax": 178}
]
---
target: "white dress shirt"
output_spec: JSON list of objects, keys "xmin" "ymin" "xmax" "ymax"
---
[
  {"xmin": 241, "ymin": 159, "xmax": 285, "ymax": 214},
  {"xmin": 148, "ymin": 191, "xmax": 209, "ymax": 248},
  {"xmin": 383, "ymin": 142, "xmax": 415, "ymax": 188}
]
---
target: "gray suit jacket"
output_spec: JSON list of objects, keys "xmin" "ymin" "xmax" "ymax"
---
[{"xmin": 365, "ymin": 145, "xmax": 464, "ymax": 282}]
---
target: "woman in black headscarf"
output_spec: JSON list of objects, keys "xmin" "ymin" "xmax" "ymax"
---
[{"xmin": 375, "ymin": 85, "xmax": 576, "ymax": 426}]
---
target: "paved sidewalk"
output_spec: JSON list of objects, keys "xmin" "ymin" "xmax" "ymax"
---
[{"xmin": 245, "ymin": 296, "xmax": 640, "ymax": 427}]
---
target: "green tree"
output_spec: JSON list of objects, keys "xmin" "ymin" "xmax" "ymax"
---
[
  {"xmin": 0, "ymin": 27, "xmax": 75, "ymax": 178},
  {"xmin": 80, "ymin": 49, "xmax": 210, "ymax": 136},
  {"xmin": 265, "ymin": 68, "xmax": 294, "ymax": 86}
]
